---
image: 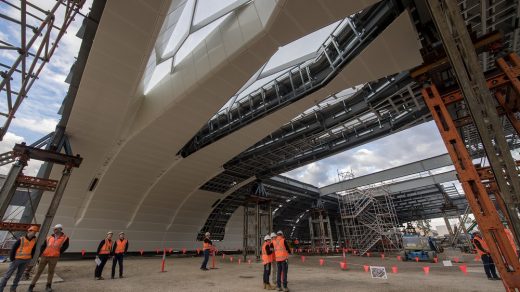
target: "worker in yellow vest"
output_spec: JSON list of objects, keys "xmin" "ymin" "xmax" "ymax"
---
[
  {"xmin": 111, "ymin": 232, "xmax": 128, "ymax": 279},
  {"xmin": 28, "ymin": 224, "xmax": 69, "ymax": 292},
  {"xmin": 261, "ymin": 235, "xmax": 275, "ymax": 290},
  {"xmin": 94, "ymin": 231, "xmax": 113, "ymax": 280},
  {"xmin": 272, "ymin": 231, "xmax": 291, "ymax": 292},
  {"xmin": 0, "ymin": 225, "xmax": 38, "ymax": 292},
  {"xmin": 472, "ymin": 231, "xmax": 500, "ymax": 280},
  {"xmin": 200, "ymin": 232, "xmax": 215, "ymax": 271}
]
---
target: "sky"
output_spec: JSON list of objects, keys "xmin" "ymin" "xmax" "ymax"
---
[
  {"xmin": 0, "ymin": 0, "xmax": 93, "ymax": 176},
  {"xmin": 0, "ymin": 0, "xmax": 461, "ymax": 229}
]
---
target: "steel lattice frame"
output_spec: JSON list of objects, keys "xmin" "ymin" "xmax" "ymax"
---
[{"xmin": 0, "ymin": 0, "xmax": 85, "ymax": 140}]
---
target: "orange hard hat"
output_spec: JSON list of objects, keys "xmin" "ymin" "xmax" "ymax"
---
[{"xmin": 28, "ymin": 226, "xmax": 39, "ymax": 232}]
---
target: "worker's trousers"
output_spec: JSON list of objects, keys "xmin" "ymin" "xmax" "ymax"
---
[
  {"xmin": 94, "ymin": 254, "xmax": 109, "ymax": 278},
  {"xmin": 200, "ymin": 249, "xmax": 210, "ymax": 269},
  {"xmin": 263, "ymin": 263, "xmax": 271, "ymax": 284},
  {"xmin": 481, "ymin": 254, "xmax": 499, "ymax": 279},
  {"xmin": 0, "ymin": 259, "xmax": 29, "ymax": 291},
  {"xmin": 31, "ymin": 256, "xmax": 59, "ymax": 285},
  {"xmin": 111, "ymin": 253, "xmax": 124, "ymax": 278},
  {"xmin": 276, "ymin": 260, "xmax": 288, "ymax": 288}
]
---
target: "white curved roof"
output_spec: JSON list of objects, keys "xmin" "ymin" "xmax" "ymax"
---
[{"xmin": 37, "ymin": 0, "xmax": 422, "ymax": 252}]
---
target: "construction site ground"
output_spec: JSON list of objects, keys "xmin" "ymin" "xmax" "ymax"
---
[{"xmin": 0, "ymin": 253, "xmax": 502, "ymax": 291}]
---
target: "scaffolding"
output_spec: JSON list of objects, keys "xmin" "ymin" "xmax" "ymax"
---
[
  {"xmin": 243, "ymin": 182, "xmax": 272, "ymax": 261},
  {"xmin": 308, "ymin": 200, "xmax": 334, "ymax": 251},
  {"xmin": 338, "ymin": 186, "xmax": 401, "ymax": 255}
]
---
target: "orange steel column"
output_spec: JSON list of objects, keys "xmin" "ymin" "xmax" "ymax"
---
[{"xmin": 422, "ymin": 85, "xmax": 520, "ymax": 290}]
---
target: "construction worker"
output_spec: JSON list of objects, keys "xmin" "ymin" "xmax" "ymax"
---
[
  {"xmin": 270, "ymin": 232, "xmax": 277, "ymax": 287},
  {"xmin": 472, "ymin": 231, "xmax": 500, "ymax": 280},
  {"xmin": 28, "ymin": 224, "xmax": 69, "ymax": 292},
  {"xmin": 261, "ymin": 235, "xmax": 275, "ymax": 290},
  {"xmin": 95, "ymin": 231, "xmax": 113, "ymax": 280},
  {"xmin": 111, "ymin": 232, "xmax": 128, "ymax": 279},
  {"xmin": 272, "ymin": 230, "xmax": 291, "ymax": 292},
  {"xmin": 0, "ymin": 225, "xmax": 38, "ymax": 292},
  {"xmin": 200, "ymin": 232, "xmax": 214, "ymax": 271}
]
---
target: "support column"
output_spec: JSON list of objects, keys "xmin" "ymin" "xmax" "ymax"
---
[
  {"xmin": 422, "ymin": 84, "xmax": 520, "ymax": 289},
  {"xmin": 443, "ymin": 215, "xmax": 454, "ymax": 236},
  {"xmin": 255, "ymin": 202, "xmax": 260, "ymax": 261},
  {"xmin": 0, "ymin": 158, "xmax": 26, "ymax": 219},
  {"xmin": 308, "ymin": 216, "xmax": 314, "ymax": 249},
  {"xmin": 427, "ymin": 0, "xmax": 520, "ymax": 248},
  {"xmin": 243, "ymin": 206, "xmax": 248, "ymax": 261},
  {"xmin": 29, "ymin": 165, "xmax": 72, "ymax": 268}
]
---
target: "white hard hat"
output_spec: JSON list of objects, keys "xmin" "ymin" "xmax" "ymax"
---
[
  {"xmin": 54, "ymin": 224, "xmax": 63, "ymax": 229},
  {"xmin": 277, "ymin": 230, "xmax": 283, "ymax": 235},
  {"xmin": 264, "ymin": 235, "xmax": 271, "ymax": 241},
  {"xmin": 205, "ymin": 232, "xmax": 210, "ymax": 237},
  {"xmin": 107, "ymin": 231, "xmax": 113, "ymax": 235},
  {"xmin": 270, "ymin": 232, "xmax": 277, "ymax": 238}
]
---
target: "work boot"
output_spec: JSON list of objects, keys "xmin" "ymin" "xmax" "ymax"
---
[
  {"xmin": 263, "ymin": 283, "xmax": 267, "ymax": 289},
  {"xmin": 45, "ymin": 283, "xmax": 53, "ymax": 292},
  {"xmin": 266, "ymin": 284, "xmax": 275, "ymax": 290},
  {"xmin": 277, "ymin": 287, "xmax": 283, "ymax": 291},
  {"xmin": 26, "ymin": 285, "xmax": 35, "ymax": 292},
  {"xmin": 283, "ymin": 287, "xmax": 290, "ymax": 292}
]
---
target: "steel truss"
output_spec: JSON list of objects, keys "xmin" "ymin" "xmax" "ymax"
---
[
  {"xmin": 0, "ymin": 0, "xmax": 85, "ymax": 140},
  {"xmin": 0, "ymin": 142, "xmax": 81, "ymax": 276},
  {"xmin": 420, "ymin": 3, "xmax": 520, "ymax": 281},
  {"xmin": 179, "ymin": 0, "xmax": 407, "ymax": 157}
]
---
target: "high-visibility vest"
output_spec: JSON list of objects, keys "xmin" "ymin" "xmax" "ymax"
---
[
  {"xmin": 42, "ymin": 234, "xmax": 68, "ymax": 257},
  {"xmin": 99, "ymin": 239, "xmax": 112, "ymax": 255},
  {"xmin": 15, "ymin": 236, "xmax": 36, "ymax": 260},
  {"xmin": 261, "ymin": 241, "xmax": 272, "ymax": 265},
  {"xmin": 114, "ymin": 239, "xmax": 128, "ymax": 254},
  {"xmin": 273, "ymin": 237, "xmax": 288, "ymax": 262},
  {"xmin": 473, "ymin": 236, "xmax": 489, "ymax": 257},
  {"xmin": 203, "ymin": 240, "xmax": 211, "ymax": 251}
]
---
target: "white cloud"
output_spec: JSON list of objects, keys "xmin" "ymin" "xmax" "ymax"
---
[
  {"xmin": 12, "ymin": 118, "xmax": 58, "ymax": 134},
  {"xmin": 284, "ymin": 121, "xmax": 448, "ymax": 187},
  {"xmin": 0, "ymin": 132, "xmax": 43, "ymax": 176}
]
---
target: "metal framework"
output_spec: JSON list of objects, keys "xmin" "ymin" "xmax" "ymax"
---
[
  {"xmin": 179, "ymin": 0, "xmax": 408, "ymax": 157},
  {"xmin": 0, "ymin": 0, "xmax": 85, "ymax": 140},
  {"xmin": 338, "ymin": 186, "xmax": 401, "ymax": 255},
  {"xmin": 0, "ymin": 142, "xmax": 81, "ymax": 272},
  {"xmin": 243, "ymin": 195, "xmax": 272, "ymax": 262},
  {"xmin": 308, "ymin": 200, "xmax": 334, "ymax": 251}
]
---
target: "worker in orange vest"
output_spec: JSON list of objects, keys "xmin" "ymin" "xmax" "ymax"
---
[
  {"xmin": 111, "ymin": 232, "xmax": 128, "ymax": 279},
  {"xmin": 94, "ymin": 231, "xmax": 113, "ymax": 280},
  {"xmin": 261, "ymin": 235, "xmax": 275, "ymax": 290},
  {"xmin": 28, "ymin": 224, "xmax": 69, "ymax": 292},
  {"xmin": 200, "ymin": 232, "xmax": 215, "ymax": 271},
  {"xmin": 472, "ymin": 231, "xmax": 500, "ymax": 280},
  {"xmin": 0, "ymin": 225, "xmax": 38, "ymax": 292},
  {"xmin": 272, "ymin": 230, "xmax": 291, "ymax": 292}
]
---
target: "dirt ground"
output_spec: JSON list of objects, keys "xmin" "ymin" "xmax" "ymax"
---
[{"xmin": 0, "ymin": 253, "xmax": 504, "ymax": 292}]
